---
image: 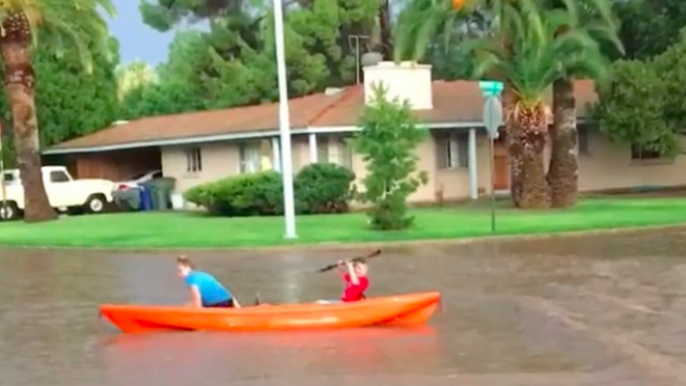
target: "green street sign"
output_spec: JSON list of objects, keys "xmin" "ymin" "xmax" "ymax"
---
[{"xmin": 478, "ymin": 80, "xmax": 504, "ymax": 97}]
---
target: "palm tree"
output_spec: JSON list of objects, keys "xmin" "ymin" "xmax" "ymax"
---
[
  {"xmin": 393, "ymin": 0, "xmax": 529, "ymax": 205},
  {"xmin": 546, "ymin": 0, "xmax": 622, "ymax": 207},
  {"xmin": 394, "ymin": 0, "xmax": 618, "ymax": 208},
  {"xmin": 0, "ymin": 0, "xmax": 115, "ymax": 222},
  {"xmin": 462, "ymin": 0, "xmax": 612, "ymax": 207}
]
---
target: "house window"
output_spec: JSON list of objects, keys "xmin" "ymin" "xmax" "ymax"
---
[
  {"xmin": 578, "ymin": 125, "xmax": 590, "ymax": 155},
  {"xmin": 186, "ymin": 147, "xmax": 202, "ymax": 173},
  {"xmin": 336, "ymin": 137, "xmax": 353, "ymax": 169},
  {"xmin": 317, "ymin": 137, "xmax": 329, "ymax": 163},
  {"xmin": 436, "ymin": 131, "xmax": 469, "ymax": 169},
  {"xmin": 314, "ymin": 136, "xmax": 353, "ymax": 169},
  {"xmin": 239, "ymin": 141, "xmax": 262, "ymax": 173},
  {"xmin": 631, "ymin": 144, "xmax": 662, "ymax": 160}
]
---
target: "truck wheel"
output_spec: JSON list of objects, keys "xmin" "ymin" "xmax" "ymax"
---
[
  {"xmin": 85, "ymin": 194, "xmax": 107, "ymax": 214},
  {"xmin": 0, "ymin": 201, "xmax": 19, "ymax": 221}
]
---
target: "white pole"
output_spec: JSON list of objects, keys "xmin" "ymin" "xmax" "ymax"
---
[
  {"xmin": 0, "ymin": 135, "xmax": 5, "ymax": 220},
  {"xmin": 468, "ymin": 127, "xmax": 478, "ymax": 199},
  {"xmin": 308, "ymin": 133, "xmax": 318, "ymax": 163},
  {"xmin": 271, "ymin": 137, "xmax": 281, "ymax": 172},
  {"xmin": 273, "ymin": 0, "xmax": 297, "ymax": 239}
]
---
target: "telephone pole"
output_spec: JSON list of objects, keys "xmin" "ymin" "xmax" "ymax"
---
[{"xmin": 348, "ymin": 35, "xmax": 370, "ymax": 84}]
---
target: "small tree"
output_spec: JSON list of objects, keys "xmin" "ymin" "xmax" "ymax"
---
[{"xmin": 352, "ymin": 83, "xmax": 428, "ymax": 230}]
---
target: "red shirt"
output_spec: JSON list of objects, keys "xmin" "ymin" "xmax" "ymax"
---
[{"xmin": 341, "ymin": 274, "xmax": 369, "ymax": 302}]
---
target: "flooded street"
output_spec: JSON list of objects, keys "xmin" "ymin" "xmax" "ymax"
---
[{"xmin": 2, "ymin": 228, "xmax": 686, "ymax": 385}]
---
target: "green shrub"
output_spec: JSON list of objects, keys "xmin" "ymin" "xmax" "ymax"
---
[
  {"xmin": 183, "ymin": 164, "xmax": 356, "ymax": 217},
  {"xmin": 183, "ymin": 171, "xmax": 284, "ymax": 216},
  {"xmin": 183, "ymin": 183, "xmax": 215, "ymax": 208},
  {"xmin": 294, "ymin": 163, "xmax": 355, "ymax": 214}
]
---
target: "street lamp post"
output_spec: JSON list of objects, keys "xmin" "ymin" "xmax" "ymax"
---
[
  {"xmin": 478, "ymin": 80, "xmax": 504, "ymax": 233},
  {"xmin": 273, "ymin": 0, "xmax": 297, "ymax": 239},
  {"xmin": 0, "ymin": 122, "xmax": 5, "ymax": 221}
]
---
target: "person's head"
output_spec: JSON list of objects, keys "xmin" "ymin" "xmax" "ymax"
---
[
  {"xmin": 176, "ymin": 255, "xmax": 194, "ymax": 277},
  {"xmin": 353, "ymin": 261, "xmax": 368, "ymax": 277}
]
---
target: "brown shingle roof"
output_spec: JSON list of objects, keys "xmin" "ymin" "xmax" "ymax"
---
[
  {"xmin": 309, "ymin": 81, "xmax": 495, "ymax": 126},
  {"xmin": 48, "ymin": 79, "xmax": 598, "ymax": 152},
  {"xmin": 50, "ymin": 89, "xmax": 354, "ymax": 151}
]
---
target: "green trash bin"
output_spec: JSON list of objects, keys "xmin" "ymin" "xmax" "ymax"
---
[
  {"xmin": 159, "ymin": 177, "xmax": 176, "ymax": 210},
  {"xmin": 148, "ymin": 177, "xmax": 176, "ymax": 210}
]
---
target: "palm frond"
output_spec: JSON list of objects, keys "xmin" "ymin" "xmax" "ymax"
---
[
  {"xmin": 393, "ymin": 0, "xmax": 459, "ymax": 62},
  {"xmin": 1, "ymin": 0, "xmax": 117, "ymax": 73},
  {"xmin": 457, "ymin": 0, "xmax": 619, "ymax": 104}
]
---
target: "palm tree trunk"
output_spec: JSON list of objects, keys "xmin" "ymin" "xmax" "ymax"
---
[
  {"xmin": 547, "ymin": 77, "xmax": 578, "ymax": 207},
  {"xmin": 512, "ymin": 104, "xmax": 551, "ymax": 209},
  {"xmin": 502, "ymin": 82, "xmax": 523, "ymax": 206},
  {"xmin": 0, "ymin": 13, "xmax": 58, "ymax": 223}
]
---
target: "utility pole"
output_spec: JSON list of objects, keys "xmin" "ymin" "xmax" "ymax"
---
[
  {"xmin": 348, "ymin": 35, "xmax": 370, "ymax": 84},
  {"xmin": 0, "ymin": 122, "xmax": 5, "ymax": 220},
  {"xmin": 273, "ymin": 0, "xmax": 297, "ymax": 239}
]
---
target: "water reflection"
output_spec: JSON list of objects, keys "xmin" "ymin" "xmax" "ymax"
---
[{"xmin": 101, "ymin": 327, "xmax": 443, "ymax": 382}]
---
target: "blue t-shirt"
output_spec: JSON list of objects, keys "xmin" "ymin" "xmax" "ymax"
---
[{"xmin": 184, "ymin": 270, "xmax": 232, "ymax": 306}]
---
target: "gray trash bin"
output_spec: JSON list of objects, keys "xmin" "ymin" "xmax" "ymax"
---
[{"xmin": 148, "ymin": 177, "xmax": 176, "ymax": 210}]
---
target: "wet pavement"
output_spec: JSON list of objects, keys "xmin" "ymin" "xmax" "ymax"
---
[{"xmin": 2, "ymin": 228, "xmax": 686, "ymax": 385}]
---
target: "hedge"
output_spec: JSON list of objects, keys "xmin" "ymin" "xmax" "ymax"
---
[{"xmin": 183, "ymin": 163, "xmax": 355, "ymax": 216}]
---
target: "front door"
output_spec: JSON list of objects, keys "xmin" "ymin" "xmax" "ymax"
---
[{"xmin": 493, "ymin": 137, "xmax": 509, "ymax": 191}]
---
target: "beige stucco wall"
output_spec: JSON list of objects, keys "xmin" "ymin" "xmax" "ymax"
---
[
  {"xmin": 161, "ymin": 136, "xmax": 313, "ymax": 208},
  {"xmin": 161, "ymin": 142, "xmax": 241, "ymax": 197},
  {"xmin": 350, "ymin": 135, "xmax": 443, "ymax": 204},
  {"xmin": 160, "ymin": 129, "xmax": 686, "ymax": 209},
  {"xmin": 578, "ymin": 131, "xmax": 686, "ymax": 191}
]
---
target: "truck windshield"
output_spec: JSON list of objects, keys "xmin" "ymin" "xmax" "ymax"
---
[{"xmin": 50, "ymin": 171, "xmax": 70, "ymax": 183}]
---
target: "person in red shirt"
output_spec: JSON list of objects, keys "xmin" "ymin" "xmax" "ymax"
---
[{"xmin": 338, "ymin": 259, "xmax": 369, "ymax": 302}]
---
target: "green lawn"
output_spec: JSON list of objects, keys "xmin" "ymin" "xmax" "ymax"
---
[{"xmin": 0, "ymin": 197, "xmax": 684, "ymax": 249}]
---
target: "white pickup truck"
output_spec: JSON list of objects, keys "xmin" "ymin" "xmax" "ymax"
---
[{"xmin": 0, "ymin": 166, "xmax": 115, "ymax": 220}]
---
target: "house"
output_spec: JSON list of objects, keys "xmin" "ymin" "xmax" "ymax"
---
[{"xmin": 43, "ymin": 61, "xmax": 686, "ymax": 208}]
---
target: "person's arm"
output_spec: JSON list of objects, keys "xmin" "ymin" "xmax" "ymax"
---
[
  {"xmin": 189, "ymin": 285, "xmax": 203, "ymax": 308},
  {"xmin": 337, "ymin": 260, "xmax": 347, "ymax": 278},
  {"xmin": 346, "ymin": 261, "xmax": 359, "ymax": 285},
  {"xmin": 233, "ymin": 297, "xmax": 241, "ymax": 308}
]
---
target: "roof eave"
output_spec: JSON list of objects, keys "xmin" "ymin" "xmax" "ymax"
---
[{"xmin": 41, "ymin": 118, "xmax": 594, "ymax": 155}]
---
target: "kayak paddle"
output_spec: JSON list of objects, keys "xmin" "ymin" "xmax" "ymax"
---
[{"xmin": 316, "ymin": 249, "xmax": 382, "ymax": 273}]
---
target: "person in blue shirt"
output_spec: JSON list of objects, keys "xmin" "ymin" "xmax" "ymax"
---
[{"xmin": 176, "ymin": 256, "xmax": 240, "ymax": 308}]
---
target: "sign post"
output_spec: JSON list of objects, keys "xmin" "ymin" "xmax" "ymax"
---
[
  {"xmin": 478, "ymin": 80, "xmax": 504, "ymax": 233},
  {"xmin": 0, "ymin": 121, "xmax": 6, "ymax": 221}
]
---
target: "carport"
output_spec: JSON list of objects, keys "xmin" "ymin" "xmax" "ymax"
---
[{"xmin": 44, "ymin": 147, "xmax": 162, "ymax": 182}]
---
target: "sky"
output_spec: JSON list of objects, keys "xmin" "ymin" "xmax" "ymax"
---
[{"xmin": 107, "ymin": 0, "xmax": 175, "ymax": 66}]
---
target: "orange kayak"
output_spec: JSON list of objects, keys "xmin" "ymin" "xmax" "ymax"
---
[{"xmin": 99, "ymin": 291, "xmax": 441, "ymax": 333}]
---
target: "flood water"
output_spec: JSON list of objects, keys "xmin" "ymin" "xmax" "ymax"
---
[{"xmin": 2, "ymin": 228, "xmax": 686, "ymax": 385}]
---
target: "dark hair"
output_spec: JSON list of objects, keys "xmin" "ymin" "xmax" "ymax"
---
[{"xmin": 176, "ymin": 255, "xmax": 194, "ymax": 269}]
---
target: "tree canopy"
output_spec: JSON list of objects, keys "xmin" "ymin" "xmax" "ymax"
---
[{"xmin": 594, "ymin": 27, "xmax": 686, "ymax": 157}]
